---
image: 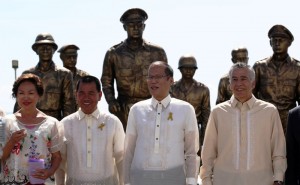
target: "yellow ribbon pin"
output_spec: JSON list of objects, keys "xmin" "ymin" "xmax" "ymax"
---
[
  {"xmin": 167, "ymin": 112, "xmax": 173, "ymax": 121},
  {"xmin": 98, "ymin": 123, "xmax": 105, "ymax": 130}
]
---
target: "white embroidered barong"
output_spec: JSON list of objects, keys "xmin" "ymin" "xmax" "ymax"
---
[
  {"xmin": 62, "ymin": 108, "xmax": 125, "ymax": 185},
  {"xmin": 124, "ymin": 95, "xmax": 199, "ymax": 185}
]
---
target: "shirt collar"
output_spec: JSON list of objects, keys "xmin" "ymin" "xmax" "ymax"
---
[
  {"xmin": 230, "ymin": 94, "xmax": 256, "ymax": 109},
  {"xmin": 78, "ymin": 108, "xmax": 100, "ymax": 120},
  {"xmin": 35, "ymin": 61, "xmax": 56, "ymax": 71},
  {"xmin": 151, "ymin": 94, "xmax": 171, "ymax": 109},
  {"xmin": 124, "ymin": 39, "xmax": 149, "ymax": 50},
  {"xmin": 267, "ymin": 54, "xmax": 292, "ymax": 64}
]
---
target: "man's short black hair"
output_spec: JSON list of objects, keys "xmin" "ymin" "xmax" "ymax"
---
[{"xmin": 76, "ymin": 75, "xmax": 101, "ymax": 92}]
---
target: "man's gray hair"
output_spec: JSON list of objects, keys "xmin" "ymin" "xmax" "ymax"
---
[{"xmin": 229, "ymin": 62, "xmax": 255, "ymax": 83}]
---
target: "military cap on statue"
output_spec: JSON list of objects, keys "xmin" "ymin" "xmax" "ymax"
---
[
  {"xmin": 58, "ymin": 44, "xmax": 80, "ymax": 55},
  {"xmin": 268, "ymin": 24, "xmax": 294, "ymax": 42},
  {"xmin": 120, "ymin": 8, "xmax": 148, "ymax": 23}
]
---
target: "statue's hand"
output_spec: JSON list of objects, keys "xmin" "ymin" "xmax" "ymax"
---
[{"xmin": 109, "ymin": 101, "xmax": 121, "ymax": 113}]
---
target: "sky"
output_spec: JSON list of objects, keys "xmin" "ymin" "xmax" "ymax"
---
[{"xmin": 1, "ymin": 0, "xmax": 300, "ymax": 114}]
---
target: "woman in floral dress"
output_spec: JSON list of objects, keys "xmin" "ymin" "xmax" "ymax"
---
[{"xmin": 1, "ymin": 73, "xmax": 62, "ymax": 185}]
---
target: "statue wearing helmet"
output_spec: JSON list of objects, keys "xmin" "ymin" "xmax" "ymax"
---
[
  {"xmin": 178, "ymin": 55, "xmax": 198, "ymax": 69},
  {"xmin": 14, "ymin": 33, "xmax": 76, "ymax": 120},
  {"xmin": 170, "ymin": 54, "xmax": 210, "ymax": 156}
]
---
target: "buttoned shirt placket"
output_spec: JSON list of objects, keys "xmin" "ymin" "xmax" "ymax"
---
[
  {"xmin": 86, "ymin": 115, "xmax": 92, "ymax": 167},
  {"xmin": 154, "ymin": 102, "xmax": 162, "ymax": 153},
  {"xmin": 237, "ymin": 102, "xmax": 250, "ymax": 170}
]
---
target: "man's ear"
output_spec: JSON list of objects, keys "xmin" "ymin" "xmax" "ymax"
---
[
  {"xmin": 169, "ymin": 77, "xmax": 174, "ymax": 85},
  {"xmin": 98, "ymin": 91, "xmax": 102, "ymax": 101}
]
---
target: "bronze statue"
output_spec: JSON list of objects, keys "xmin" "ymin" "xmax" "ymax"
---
[
  {"xmin": 14, "ymin": 33, "xmax": 76, "ymax": 121},
  {"xmin": 170, "ymin": 55, "xmax": 210, "ymax": 150},
  {"xmin": 216, "ymin": 47, "xmax": 249, "ymax": 105},
  {"xmin": 101, "ymin": 8, "xmax": 168, "ymax": 130},
  {"xmin": 253, "ymin": 25, "xmax": 300, "ymax": 134},
  {"xmin": 58, "ymin": 44, "xmax": 89, "ymax": 110}
]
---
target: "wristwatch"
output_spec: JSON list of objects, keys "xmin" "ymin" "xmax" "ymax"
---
[{"xmin": 274, "ymin": 181, "xmax": 283, "ymax": 185}]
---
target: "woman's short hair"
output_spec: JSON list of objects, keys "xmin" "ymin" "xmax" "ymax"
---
[{"xmin": 12, "ymin": 73, "xmax": 44, "ymax": 98}]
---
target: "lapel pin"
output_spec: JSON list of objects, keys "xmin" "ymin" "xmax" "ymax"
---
[
  {"xmin": 98, "ymin": 123, "xmax": 105, "ymax": 130},
  {"xmin": 167, "ymin": 112, "xmax": 173, "ymax": 121}
]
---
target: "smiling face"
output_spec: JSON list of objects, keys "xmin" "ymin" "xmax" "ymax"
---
[
  {"xmin": 17, "ymin": 81, "xmax": 40, "ymax": 110},
  {"xmin": 230, "ymin": 67, "xmax": 255, "ymax": 103},
  {"xmin": 36, "ymin": 44, "xmax": 54, "ymax": 61},
  {"xmin": 76, "ymin": 82, "xmax": 102, "ymax": 114},
  {"xmin": 147, "ymin": 62, "xmax": 173, "ymax": 101}
]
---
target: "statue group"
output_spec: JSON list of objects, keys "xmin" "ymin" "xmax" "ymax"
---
[{"xmin": 3, "ymin": 7, "xmax": 300, "ymax": 185}]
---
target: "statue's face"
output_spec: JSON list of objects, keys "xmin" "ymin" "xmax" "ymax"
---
[
  {"xmin": 124, "ymin": 21, "xmax": 145, "ymax": 39},
  {"xmin": 232, "ymin": 51, "xmax": 249, "ymax": 64},
  {"xmin": 270, "ymin": 37, "xmax": 291, "ymax": 55},
  {"xmin": 62, "ymin": 53, "xmax": 78, "ymax": 69},
  {"xmin": 179, "ymin": 67, "xmax": 196, "ymax": 79},
  {"xmin": 36, "ymin": 44, "xmax": 54, "ymax": 61}
]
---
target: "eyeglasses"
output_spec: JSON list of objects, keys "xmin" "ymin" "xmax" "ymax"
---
[{"xmin": 146, "ymin": 75, "xmax": 169, "ymax": 81}]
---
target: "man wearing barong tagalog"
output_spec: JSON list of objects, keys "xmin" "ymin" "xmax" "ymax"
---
[
  {"xmin": 200, "ymin": 62, "xmax": 286, "ymax": 185},
  {"xmin": 124, "ymin": 61, "xmax": 199, "ymax": 185},
  {"xmin": 60, "ymin": 75, "xmax": 125, "ymax": 185}
]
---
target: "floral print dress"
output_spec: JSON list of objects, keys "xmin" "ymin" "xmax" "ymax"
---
[{"xmin": 2, "ymin": 114, "xmax": 61, "ymax": 185}]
